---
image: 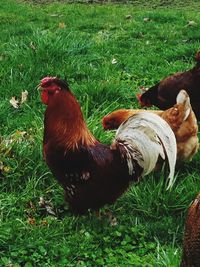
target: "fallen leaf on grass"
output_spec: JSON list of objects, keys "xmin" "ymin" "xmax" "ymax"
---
[
  {"xmin": 59, "ymin": 22, "xmax": 65, "ymax": 29},
  {"xmin": 38, "ymin": 197, "xmax": 56, "ymax": 216},
  {"xmin": 27, "ymin": 217, "xmax": 36, "ymax": 225},
  {"xmin": 15, "ymin": 130, "xmax": 27, "ymax": 137},
  {"xmin": 107, "ymin": 212, "xmax": 118, "ymax": 226},
  {"xmin": 41, "ymin": 219, "xmax": 48, "ymax": 226},
  {"xmin": 9, "ymin": 90, "xmax": 28, "ymax": 108},
  {"xmin": 21, "ymin": 90, "xmax": 28, "ymax": 104},
  {"xmin": 125, "ymin": 14, "xmax": 132, "ymax": 20},
  {"xmin": 2, "ymin": 166, "xmax": 10, "ymax": 173},
  {"xmin": 9, "ymin": 97, "xmax": 19, "ymax": 109},
  {"xmin": 111, "ymin": 58, "xmax": 117, "ymax": 64},
  {"xmin": 187, "ymin": 20, "xmax": 197, "ymax": 26},
  {"xmin": 143, "ymin": 17, "xmax": 150, "ymax": 22},
  {"xmin": 27, "ymin": 217, "xmax": 49, "ymax": 227},
  {"xmin": 110, "ymin": 216, "xmax": 118, "ymax": 226},
  {"xmin": 30, "ymin": 42, "xmax": 36, "ymax": 51}
]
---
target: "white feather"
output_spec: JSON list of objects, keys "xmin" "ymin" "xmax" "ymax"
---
[{"xmin": 113, "ymin": 112, "xmax": 177, "ymax": 189}]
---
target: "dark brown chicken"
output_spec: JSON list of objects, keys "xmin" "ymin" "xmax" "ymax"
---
[
  {"xmin": 181, "ymin": 193, "xmax": 200, "ymax": 267},
  {"xmin": 137, "ymin": 51, "xmax": 200, "ymax": 119},
  {"xmin": 39, "ymin": 77, "xmax": 176, "ymax": 214}
]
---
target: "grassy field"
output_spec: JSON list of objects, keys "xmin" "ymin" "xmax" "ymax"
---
[{"xmin": 1, "ymin": 0, "xmax": 200, "ymax": 266}]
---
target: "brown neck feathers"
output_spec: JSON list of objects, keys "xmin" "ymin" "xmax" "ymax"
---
[{"xmin": 44, "ymin": 90, "xmax": 97, "ymax": 150}]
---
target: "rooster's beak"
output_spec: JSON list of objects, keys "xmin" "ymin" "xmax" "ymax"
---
[{"xmin": 37, "ymin": 84, "xmax": 42, "ymax": 91}]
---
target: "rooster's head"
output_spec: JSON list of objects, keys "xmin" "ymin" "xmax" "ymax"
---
[{"xmin": 39, "ymin": 77, "xmax": 69, "ymax": 105}]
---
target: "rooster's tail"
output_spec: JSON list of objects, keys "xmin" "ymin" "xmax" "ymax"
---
[{"xmin": 112, "ymin": 112, "xmax": 177, "ymax": 189}]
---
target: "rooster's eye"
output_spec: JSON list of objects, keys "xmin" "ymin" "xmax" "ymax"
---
[{"xmin": 48, "ymin": 91, "xmax": 54, "ymax": 95}]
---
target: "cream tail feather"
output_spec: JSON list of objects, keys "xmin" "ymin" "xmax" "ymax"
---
[{"xmin": 113, "ymin": 112, "xmax": 177, "ymax": 189}]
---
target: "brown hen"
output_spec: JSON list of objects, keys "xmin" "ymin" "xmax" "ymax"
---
[{"xmin": 181, "ymin": 193, "xmax": 200, "ymax": 267}]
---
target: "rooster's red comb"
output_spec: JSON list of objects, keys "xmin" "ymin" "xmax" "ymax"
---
[{"xmin": 40, "ymin": 77, "xmax": 58, "ymax": 87}]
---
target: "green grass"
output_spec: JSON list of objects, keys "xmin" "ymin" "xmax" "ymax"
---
[{"xmin": 1, "ymin": 0, "xmax": 200, "ymax": 266}]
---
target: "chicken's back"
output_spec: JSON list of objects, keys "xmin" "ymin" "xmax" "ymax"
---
[
  {"xmin": 153, "ymin": 71, "xmax": 193, "ymax": 110},
  {"xmin": 181, "ymin": 193, "xmax": 200, "ymax": 267}
]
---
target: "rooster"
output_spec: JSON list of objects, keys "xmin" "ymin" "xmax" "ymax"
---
[
  {"xmin": 103, "ymin": 90, "xmax": 199, "ymax": 161},
  {"xmin": 137, "ymin": 51, "xmax": 200, "ymax": 120},
  {"xmin": 39, "ymin": 77, "xmax": 176, "ymax": 214},
  {"xmin": 181, "ymin": 193, "xmax": 200, "ymax": 267}
]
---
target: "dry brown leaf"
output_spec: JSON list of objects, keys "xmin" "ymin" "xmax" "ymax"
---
[
  {"xmin": 30, "ymin": 42, "xmax": 36, "ymax": 51},
  {"xmin": 125, "ymin": 15, "xmax": 132, "ymax": 20},
  {"xmin": 27, "ymin": 217, "xmax": 36, "ymax": 225},
  {"xmin": 143, "ymin": 17, "xmax": 150, "ymax": 22},
  {"xmin": 38, "ymin": 196, "xmax": 45, "ymax": 206},
  {"xmin": 38, "ymin": 197, "xmax": 56, "ymax": 216},
  {"xmin": 2, "ymin": 166, "xmax": 10, "ymax": 173},
  {"xmin": 110, "ymin": 217, "xmax": 118, "ymax": 226},
  {"xmin": 59, "ymin": 22, "xmax": 65, "ymax": 29},
  {"xmin": 9, "ymin": 91, "xmax": 28, "ymax": 109},
  {"xmin": 21, "ymin": 90, "xmax": 28, "ymax": 104},
  {"xmin": 188, "ymin": 20, "xmax": 197, "ymax": 26},
  {"xmin": 9, "ymin": 97, "xmax": 19, "ymax": 109},
  {"xmin": 111, "ymin": 58, "xmax": 117, "ymax": 64},
  {"xmin": 107, "ymin": 212, "xmax": 118, "ymax": 226},
  {"xmin": 15, "ymin": 130, "xmax": 27, "ymax": 137},
  {"xmin": 41, "ymin": 219, "xmax": 48, "ymax": 226}
]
